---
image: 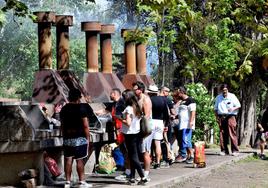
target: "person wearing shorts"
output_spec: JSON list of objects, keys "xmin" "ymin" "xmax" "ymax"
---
[
  {"xmin": 60, "ymin": 89, "xmax": 91, "ymax": 187},
  {"xmin": 146, "ymin": 84, "xmax": 169, "ymax": 169}
]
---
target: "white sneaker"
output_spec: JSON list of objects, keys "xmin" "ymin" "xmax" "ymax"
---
[
  {"xmin": 232, "ymin": 152, "xmax": 239, "ymax": 157},
  {"xmin": 64, "ymin": 181, "xmax": 71, "ymax": 188},
  {"xmin": 219, "ymin": 152, "xmax": 226, "ymax": 156},
  {"xmin": 136, "ymin": 175, "xmax": 151, "ymax": 182},
  {"xmin": 78, "ymin": 181, "xmax": 93, "ymax": 188},
  {"xmin": 115, "ymin": 173, "xmax": 129, "ymax": 181}
]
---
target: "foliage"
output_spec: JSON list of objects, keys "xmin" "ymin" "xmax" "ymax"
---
[
  {"xmin": 186, "ymin": 83, "xmax": 219, "ymax": 143},
  {"xmin": 69, "ymin": 38, "xmax": 86, "ymax": 78},
  {"xmin": 122, "ymin": 27, "xmax": 155, "ymax": 44}
]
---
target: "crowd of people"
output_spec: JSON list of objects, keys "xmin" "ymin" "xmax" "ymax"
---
[
  {"xmin": 43, "ymin": 83, "xmax": 268, "ymax": 187},
  {"xmin": 99, "ymin": 81, "xmax": 198, "ymax": 185}
]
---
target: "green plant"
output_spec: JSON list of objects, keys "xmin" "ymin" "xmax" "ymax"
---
[
  {"xmin": 122, "ymin": 27, "xmax": 155, "ymax": 44},
  {"xmin": 186, "ymin": 83, "xmax": 219, "ymax": 144}
]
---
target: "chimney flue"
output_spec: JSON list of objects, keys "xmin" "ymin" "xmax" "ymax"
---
[
  {"xmin": 136, "ymin": 43, "xmax": 147, "ymax": 75},
  {"xmin": 100, "ymin": 24, "xmax": 115, "ymax": 73},
  {"xmin": 34, "ymin": 11, "xmax": 56, "ymax": 70},
  {"xmin": 121, "ymin": 29, "xmax": 136, "ymax": 74},
  {"xmin": 54, "ymin": 15, "xmax": 73, "ymax": 70},
  {"xmin": 81, "ymin": 22, "xmax": 101, "ymax": 72}
]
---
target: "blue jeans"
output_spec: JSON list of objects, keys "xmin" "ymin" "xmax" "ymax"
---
[{"xmin": 177, "ymin": 129, "xmax": 193, "ymax": 158}]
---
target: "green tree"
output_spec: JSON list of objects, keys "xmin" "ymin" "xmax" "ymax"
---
[{"xmin": 135, "ymin": 0, "xmax": 268, "ymax": 146}]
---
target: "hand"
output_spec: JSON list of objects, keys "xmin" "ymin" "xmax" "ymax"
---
[
  {"xmin": 189, "ymin": 121, "xmax": 194, "ymax": 128},
  {"xmin": 164, "ymin": 127, "xmax": 168, "ymax": 132},
  {"xmin": 54, "ymin": 104, "xmax": 63, "ymax": 113}
]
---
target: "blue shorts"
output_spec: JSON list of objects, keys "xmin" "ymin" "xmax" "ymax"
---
[
  {"xmin": 181, "ymin": 129, "xmax": 193, "ymax": 149},
  {"xmin": 63, "ymin": 144, "xmax": 88, "ymax": 159}
]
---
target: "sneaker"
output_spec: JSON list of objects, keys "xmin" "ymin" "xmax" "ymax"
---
[
  {"xmin": 160, "ymin": 161, "xmax": 170, "ymax": 168},
  {"xmin": 219, "ymin": 151, "xmax": 226, "ymax": 156},
  {"xmin": 153, "ymin": 163, "xmax": 160, "ymax": 169},
  {"xmin": 128, "ymin": 178, "xmax": 136, "ymax": 185},
  {"xmin": 78, "ymin": 181, "xmax": 93, "ymax": 188},
  {"xmin": 260, "ymin": 154, "xmax": 266, "ymax": 160},
  {"xmin": 168, "ymin": 159, "xmax": 174, "ymax": 166},
  {"xmin": 186, "ymin": 156, "xmax": 194, "ymax": 164},
  {"xmin": 64, "ymin": 181, "xmax": 71, "ymax": 188},
  {"xmin": 137, "ymin": 177, "xmax": 149, "ymax": 185},
  {"xmin": 232, "ymin": 152, "xmax": 239, "ymax": 157},
  {"xmin": 137, "ymin": 174, "xmax": 151, "ymax": 181},
  {"xmin": 175, "ymin": 155, "xmax": 187, "ymax": 163},
  {"xmin": 115, "ymin": 173, "xmax": 130, "ymax": 181}
]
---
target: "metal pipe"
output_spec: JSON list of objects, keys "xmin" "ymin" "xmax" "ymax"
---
[
  {"xmin": 121, "ymin": 29, "xmax": 136, "ymax": 74},
  {"xmin": 100, "ymin": 24, "xmax": 115, "ymax": 73},
  {"xmin": 81, "ymin": 22, "xmax": 101, "ymax": 72},
  {"xmin": 54, "ymin": 15, "xmax": 73, "ymax": 70},
  {"xmin": 136, "ymin": 43, "xmax": 147, "ymax": 75},
  {"xmin": 34, "ymin": 11, "xmax": 56, "ymax": 70}
]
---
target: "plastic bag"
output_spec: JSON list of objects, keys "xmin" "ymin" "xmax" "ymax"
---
[
  {"xmin": 193, "ymin": 141, "xmax": 206, "ymax": 168},
  {"xmin": 96, "ymin": 144, "xmax": 116, "ymax": 174},
  {"xmin": 44, "ymin": 156, "xmax": 61, "ymax": 177},
  {"xmin": 112, "ymin": 147, "xmax": 125, "ymax": 169}
]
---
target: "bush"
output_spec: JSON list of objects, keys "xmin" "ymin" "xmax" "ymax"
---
[{"xmin": 186, "ymin": 83, "xmax": 219, "ymax": 144}]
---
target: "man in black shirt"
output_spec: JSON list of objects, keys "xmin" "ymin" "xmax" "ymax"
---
[
  {"xmin": 60, "ymin": 89, "xmax": 91, "ymax": 187},
  {"xmin": 147, "ymin": 85, "xmax": 169, "ymax": 169}
]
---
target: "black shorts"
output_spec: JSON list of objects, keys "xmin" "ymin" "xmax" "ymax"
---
[{"xmin": 63, "ymin": 144, "xmax": 88, "ymax": 159}]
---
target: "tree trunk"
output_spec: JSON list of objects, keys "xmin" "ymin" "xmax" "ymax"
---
[{"xmin": 238, "ymin": 76, "xmax": 261, "ymax": 147}]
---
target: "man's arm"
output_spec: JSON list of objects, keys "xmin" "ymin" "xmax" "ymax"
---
[
  {"xmin": 189, "ymin": 110, "xmax": 196, "ymax": 128},
  {"xmin": 228, "ymin": 94, "xmax": 241, "ymax": 112}
]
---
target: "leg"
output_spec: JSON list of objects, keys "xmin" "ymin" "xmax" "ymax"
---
[
  {"xmin": 154, "ymin": 140, "xmax": 162, "ymax": 164},
  {"xmin": 178, "ymin": 129, "xmax": 187, "ymax": 158},
  {"xmin": 64, "ymin": 157, "xmax": 73, "ymax": 182},
  {"xmin": 125, "ymin": 134, "xmax": 144, "ymax": 179},
  {"xmin": 228, "ymin": 116, "xmax": 239, "ymax": 152},
  {"xmin": 222, "ymin": 118, "xmax": 230, "ymax": 154},
  {"xmin": 142, "ymin": 134, "xmax": 153, "ymax": 173},
  {"xmin": 143, "ymin": 151, "xmax": 151, "ymax": 172},
  {"xmin": 185, "ymin": 129, "xmax": 193, "ymax": 158},
  {"xmin": 76, "ymin": 159, "xmax": 85, "ymax": 181},
  {"xmin": 119, "ymin": 143, "xmax": 131, "ymax": 171},
  {"xmin": 260, "ymin": 140, "xmax": 265, "ymax": 155}
]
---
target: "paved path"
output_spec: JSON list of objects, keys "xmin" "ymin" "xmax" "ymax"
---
[{"xmin": 82, "ymin": 149, "xmax": 255, "ymax": 188}]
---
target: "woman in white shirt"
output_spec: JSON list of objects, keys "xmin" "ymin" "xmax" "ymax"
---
[{"xmin": 121, "ymin": 90, "xmax": 148, "ymax": 185}]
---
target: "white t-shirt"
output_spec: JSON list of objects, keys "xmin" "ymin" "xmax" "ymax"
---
[
  {"xmin": 178, "ymin": 97, "xmax": 196, "ymax": 130},
  {"xmin": 121, "ymin": 106, "xmax": 141, "ymax": 134}
]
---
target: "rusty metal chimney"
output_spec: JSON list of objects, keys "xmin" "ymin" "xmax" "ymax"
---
[
  {"xmin": 136, "ymin": 42, "xmax": 154, "ymax": 86},
  {"xmin": 100, "ymin": 24, "xmax": 114, "ymax": 73},
  {"xmin": 136, "ymin": 43, "xmax": 147, "ymax": 75},
  {"xmin": 82, "ymin": 22, "xmax": 113, "ymax": 102},
  {"xmin": 55, "ymin": 15, "xmax": 73, "ymax": 70},
  {"xmin": 99, "ymin": 24, "xmax": 125, "ymax": 92},
  {"xmin": 53, "ymin": 15, "xmax": 89, "ymax": 103},
  {"xmin": 121, "ymin": 29, "xmax": 143, "ymax": 89},
  {"xmin": 32, "ymin": 11, "xmax": 69, "ymax": 104},
  {"xmin": 81, "ymin": 22, "xmax": 101, "ymax": 72},
  {"xmin": 34, "ymin": 11, "xmax": 55, "ymax": 70}
]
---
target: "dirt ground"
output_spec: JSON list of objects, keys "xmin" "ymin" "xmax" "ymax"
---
[{"xmin": 175, "ymin": 155, "xmax": 268, "ymax": 188}]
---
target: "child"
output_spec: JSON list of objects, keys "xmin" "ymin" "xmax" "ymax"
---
[
  {"xmin": 256, "ymin": 122, "xmax": 267, "ymax": 159},
  {"xmin": 255, "ymin": 107, "xmax": 268, "ymax": 159}
]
